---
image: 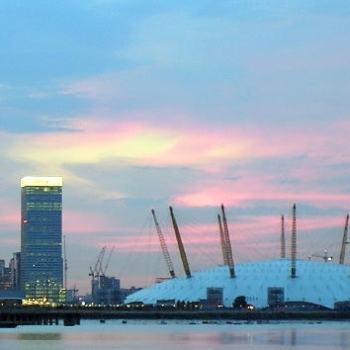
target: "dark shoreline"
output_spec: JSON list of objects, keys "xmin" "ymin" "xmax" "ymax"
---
[
  {"xmin": 2, "ymin": 307, "xmax": 350, "ymax": 326},
  {"xmin": 82, "ymin": 309, "xmax": 350, "ymax": 321}
]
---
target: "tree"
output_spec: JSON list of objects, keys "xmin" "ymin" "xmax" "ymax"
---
[{"xmin": 233, "ymin": 295, "xmax": 247, "ymax": 309}]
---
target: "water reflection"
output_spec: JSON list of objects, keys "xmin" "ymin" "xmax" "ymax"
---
[
  {"xmin": 339, "ymin": 331, "xmax": 350, "ymax": 347},
  {"xmin": 262, "ymin": 329, "xmax": 297, "ymax": 346},
  {"xmin": 1, "ymin": 321, "xmax": 350, "ymax": 349},
  {"xmin": 219, "ymin": 332, "xmax": 253, "ymax": 344},
  {"xmin": 169, "ymin": 325, "xmax": 350, "ymax": 348},
  {"xmin": 18, "ymin": 332, "xmax": 62, "ymax": 341}
]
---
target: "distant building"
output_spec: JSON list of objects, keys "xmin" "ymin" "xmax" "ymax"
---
[
  {"xmin": 0, "ymin": 254, "xmax": 25, "ymax": 300},
  {"xmin": 92, "ymin": 275, "xmax": 123, "ymax": 305},
  {"xmin": 0, "ymin": 259, "xmax": 12, "ymax": 290},
  {"xmin": 10, "ymin": 252, "xmax": 21, "ymax": 289},
  {"xmin": 20, "ymin": 176, "xmax": 63, "ymax": 302}
]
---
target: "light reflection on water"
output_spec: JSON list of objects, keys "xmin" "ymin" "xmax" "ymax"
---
[{"xmin": 0, "ymin": 320, "xmax": 349, "ymax": 350}]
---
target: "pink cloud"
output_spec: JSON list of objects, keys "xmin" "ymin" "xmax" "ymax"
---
[
  {"xmin": 0, "ymin": 203, "xmax": 20, "ymax": 229},
  {"xmin": 0, "ymin": 211, "xmax": 20, "ymax": 228},
  {"xmin": 64, "ymin": 210, "xmax": 115, "ymax": 235},
  {"xmin": 8, "ymin": 111, "xmax": 350, "ymax": 179}
]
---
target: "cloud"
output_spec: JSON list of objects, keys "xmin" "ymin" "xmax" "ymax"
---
[{"xmin": 1, "ymin": 1, "xmax": 350, "ymax": 292}]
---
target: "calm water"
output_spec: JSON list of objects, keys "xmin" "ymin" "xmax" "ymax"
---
[{"xmin": 0, "ymin": 319, "xmax": 349, "ymax": 349}]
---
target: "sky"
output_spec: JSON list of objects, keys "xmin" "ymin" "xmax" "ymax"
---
[{"xmin": 1, "ymin": 0, "xmax": 350, "ymax": 294}]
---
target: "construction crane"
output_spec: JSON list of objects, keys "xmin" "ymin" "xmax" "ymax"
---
[
  {"xmin": 339, "ymin": 214, "xmax": 349, "ymax": 265},
  {"xmin": 221, "ymin": 204, "xmax": 235, "ymax": 278},
  {"xmin": 89, "ymin": 247, "xmax": 106, "ymax": 296},
  {"xmin": 151, "ymin": 209, "xmax": 176, "ymax": 278},
  {"xmin": 89, "ymin": 246, "xmax": 107, "ymax": 282},
  {"xmin": 169, "ymin": 206, "xmax": 191, "ymax": 278},
  {"xmin": 102, "ymin": 246, "xmax": 115, "ymax": 277},
  {"xmin": 72, "ymin": 285, "xmax": 79, "ymax": 301},
  {"xmin": 89, "ymin": 246, "xmax": 115, "ymax": 296},
  {"xmin": 89, "ymin": 246, "xmax": 115, "ymax": 280}
]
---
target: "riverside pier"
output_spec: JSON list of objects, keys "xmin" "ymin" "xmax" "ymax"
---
[{"xmin": 0, "ymin": 307, "xmax": 81, "ymax": 327}]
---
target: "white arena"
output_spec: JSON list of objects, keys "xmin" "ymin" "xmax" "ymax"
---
[
  {"xmin": 126, "ymin": 207, "xmax": 349, "ymax": 310},
  {"xmin": 125, "ymin": 258, "xmax": 350, "ymax": 309}
]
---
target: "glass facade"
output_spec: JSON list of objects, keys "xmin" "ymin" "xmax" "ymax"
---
[{"xmin": 20, "ymin": 177, "xmax": 63, "ymax": 302}]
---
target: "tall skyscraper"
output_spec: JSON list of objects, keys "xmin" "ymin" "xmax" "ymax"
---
[{"xmin": 20, "ymin": 176, "xmax": 63, "ymax": 302}]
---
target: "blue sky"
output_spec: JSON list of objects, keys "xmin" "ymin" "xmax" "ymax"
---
[{"xmin": 1, "ymin": 0, "xmax": 350, "ymax": 293}]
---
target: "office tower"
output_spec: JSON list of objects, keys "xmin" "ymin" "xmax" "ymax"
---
[{"xmin": 20, "ymin": 176, "xmax": 63, "ymax": 302}]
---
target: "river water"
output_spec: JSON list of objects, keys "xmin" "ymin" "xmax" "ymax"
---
[{"xmin": 0, "ymin": 319, "xmax": 349, "ymax": 349}]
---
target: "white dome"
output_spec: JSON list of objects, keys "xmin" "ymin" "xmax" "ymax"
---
[{"xmin": 125, "ymin": 259, "xmax": 350, "ymax": 309}]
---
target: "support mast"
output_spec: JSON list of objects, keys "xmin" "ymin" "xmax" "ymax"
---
[
  {"xmin": 339, "ymin": 214, "xmax": 349, "ymax": 265},
  {"xmin": 291, "ymin": 204, "xmax": 297, "ymax": 278},
  {"xmin": 169, "ymin": 206, "xmax": 191, "ymax": 278},
  {"xmin": 280, "ymin": 215, "xmax": 286, "ymax": 259},
  {"xmin": 151, "ymin": 209, "xmax": 176, "ymax": 278},
  {"xmin": 221, "ymin": 204, "xmax": 235, "ymax": 278},
  {"xmin": 218, "ymin": 214, "xmax": 229, "ymax": 266}
]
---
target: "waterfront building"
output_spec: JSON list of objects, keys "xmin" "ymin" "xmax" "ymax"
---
[
  {"xmin": 125, "ymin": 258, "xmax": 350, "ymax": 310},
  {"xmin": 126, "ymin": 206, "xmax": 350, "ymax": 310},
  {"xmin": 20, "ymin": 176, "xmax": 63, "ymax": 302}
]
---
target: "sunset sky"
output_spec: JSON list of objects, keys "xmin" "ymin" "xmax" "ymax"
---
[{"xmin": 1, "ymin": 1, "xmax": 350, "ymax": 294}]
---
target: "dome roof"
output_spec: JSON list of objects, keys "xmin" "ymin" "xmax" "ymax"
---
[{"xmin": 125, "ymin": 259, "xmax": 350, "ymax": 309}]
